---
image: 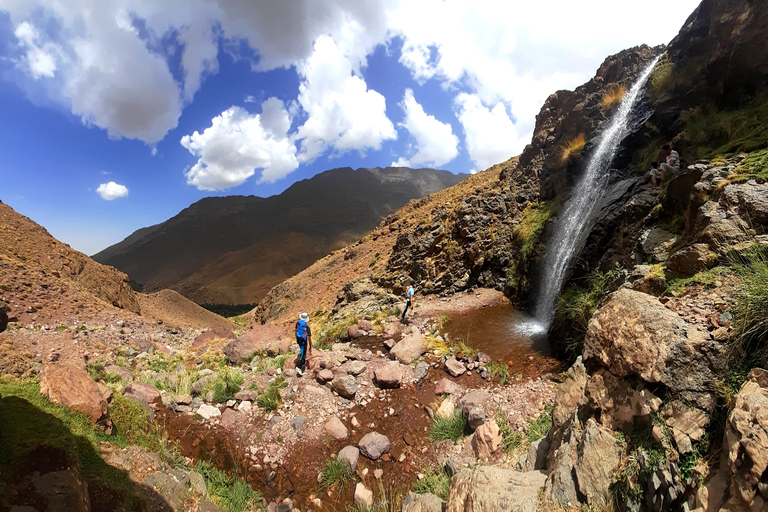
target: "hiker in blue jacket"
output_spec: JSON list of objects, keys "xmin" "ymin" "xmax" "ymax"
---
[
  {"xmin": 401, "ymin": 284, "xmax": 415, "ymax": 320},
  {"xmin": 295, "ymin": 312, "xmax": 312, "ymax": 375}
]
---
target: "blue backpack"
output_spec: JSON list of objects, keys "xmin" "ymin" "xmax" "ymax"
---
[{"xmin": 296, "ymin": 320, "xmax": 309, "ymax": 339}]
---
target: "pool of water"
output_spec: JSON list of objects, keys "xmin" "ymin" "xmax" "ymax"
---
[{"xmin": 442, "ymin": 303, "xmax": 561, "ymax": 378}]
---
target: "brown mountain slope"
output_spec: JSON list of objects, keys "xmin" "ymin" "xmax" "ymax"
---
[
  {"xmin": 93, "ymin": 167, "xmax": 468, "ymax": 305},
  {"xmin": 0, "ymin": 201, "xmax": 232, "ymax": 331},
  {"xmin": 252, "ymin": 162, "xmax": 509, "ymax": 328}
]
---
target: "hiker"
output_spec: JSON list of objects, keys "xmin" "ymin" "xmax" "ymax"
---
[
  {"xmin": 295, "ymin": 312, "xmax": 312, "ymax": 375},
  {"xmin": 649, "ymin": 143, "xmax": 680, "ymax": 189},
  {"xmin": 401, "ymin": 284, "xmax": 415, "ymax": 320}
]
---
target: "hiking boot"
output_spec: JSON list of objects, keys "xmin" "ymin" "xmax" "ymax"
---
[{"xmin": 296, "ymin": 367, "xmax": 303, "ymax": 376}]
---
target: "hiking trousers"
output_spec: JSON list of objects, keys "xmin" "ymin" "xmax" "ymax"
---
[
  {"xmin": 297, "ymin": 337, "xmax": 308, "ymax": 370},
  {"xmin": 401, "ymin": 299, "xmax": 412, "ymax": 319}
]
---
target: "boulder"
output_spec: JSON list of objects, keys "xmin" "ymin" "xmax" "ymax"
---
[
  {"xmin": 435, "ymin": 378, "xmax": 460, "ymax": 395},
  {"xmin": 552, "ymin": 358, "xmax": 588, "ymax": 429},
  {"xmin": 358, "ymin": 432, "xmax": 390, "ymax": 460},
  {"xmin": 584, "ymin": 289, "xmax": 723, "ymax": 409},
  {"xmin": 460, "ymin": 391, "xmax": 490, "ymax": 415},
  {"xmin": 325, "ymin": 416, "xmax": 348, "ymax": 440},
  {"xmin": 39, "ymin": 364, "xmax": 108, "ymax": 424},
  {"xmin": 354, "ymin": 483, "xmax": 373, "ymax": 508},
  {"xmin": 316, "ymin": 369, "xmax": 334, "ymax": 384},
  {"xmin": 390, "ymin": 331, "xmax": 428, "ymax": 364},
  {"xmin": 722, "ymin": 181, "xmax": 768, "ymax": 226},
  {"xmin": 574, "ymin": 419, "xmax": 623, "ymax": 509},
  {"xmin": 348, "ymin": 324, "xmax": 361, "ymax": 339},
  {"xmin": 374, "ymin": 362, "xmax": 402, "ymax": 389},
  {"xmin": 343, "ymin": 360, "xmax": 367, "ymax": 376},
  {"xmin": 30, "ymin": 466, "xmax": 91, "ymax": 512},
  {"xmin": 337, "ymin": 446, "xmax": 360, "ymax": 472},
  {"xmin": 105, "ymin": 364, "xmax": 133, "ymax": 383},
  {"xmin": 359, "ymin": 320, "xmax": 372, "ymax": 331},
  {"xmin": 639, "ymin": 227, "xmax": 678, "ymax": 262},
  {"xmin": 446, "ymin": 467, "xmax": 547, "ymax": 512},
  {"xmin": 331, "ymin": 375, "xmax": 357, "ymax": 399},
  {"xmin": 124, "ymin": 382, "xmax": 162, "ymax": 408},
  {"xmin": 223, "ymin": 323, "xmax": 288, "ymax": 363},
  {"xmin": 234, "ymin": 390, "xmax": 256, "ymax": 402},
  {"xmin": 383, "ymin": 323, "xmax": 400, "ymax": 338},
  {"xmin": 723, "ymin": 369, "xmax": 768, "ymax": 508},
  {"xmin": 402, "ymin": 493, "xmax": 444, "ymax": 512},
  {"xmin": 516, "ymin": 438, "xmax": 550, "ymax": 472},
  {"xmin": 197, "ymin": 404, "xmax": 221, "ymax": 419},
  {"xmin": 471, "ymin": 421, "xmax": 501, "ymax": 459},
  {"xmin": 444, "ymin": 357, "xmax": 466, "ymax": 377},
  {"xmin": 666, "ymin": 243, "xmax": 716, "ymax": 276}
]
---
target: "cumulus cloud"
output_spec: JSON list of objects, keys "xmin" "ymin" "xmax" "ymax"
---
[
  {"xmin": 392, "ymin": 89, "xmax": 458, "ymax": 168},
  {"xmin": 96, "ymin": 181, "xmax": 129, "ymax": 200},
  {"xmin": 181, "ymin": 99, "xmax": 298, "ymax": 190},
  {"xmin": 455, "ymin": 93, "xmax": 527, "ymax": 172},
  {"xmin": 295, "ymin": 36, "xmax": 396, "ymax": 163}
]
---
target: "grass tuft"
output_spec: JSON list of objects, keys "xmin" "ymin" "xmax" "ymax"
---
[
  {"xmin": 319, "ymin": 457, "xmax": 354, "ymax": 490},
  {"xmin": 527, "ymin": 405, "xmax": 553, "ymax": 443},
  {"xmin": 257, "ymin": 375, "xmax": 287, "ymax": 412},
  {"xmin": 496, "ymin": 409, "xmax": 525, "ymax": 454},
  {"xmin": 194, "ymin": 460, "xmax": 260, "ymax": 512},
  {"xmin": 485, "ymin": 361, "xmax": 510, "ymax": 384},
  {"xmin": 210, "ymin": 366, "xmax": 244, "ymax": 403},
  {"xmin": 412, "ymin": 466, "xmax": 451, "ymax": 500},
  {"xmin": 429, "ymin": 409, "xmax": 468, "ymax": 442},
  {"xmin": 602, "ymin": 85, "xmax": 627, "ymax": 111},
  {"xmin": 559, "ymin": 134, "xmax": 586, "ymax": 163},
  {"xmin": 514, "ymin": 203, "xmax": 552, "ymax": 263},
  {"xmin": 731, "ymin": 148, "xmax": 768, "ymax": 183}
]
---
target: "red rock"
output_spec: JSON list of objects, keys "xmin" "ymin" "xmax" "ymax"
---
[
  {"xmin": 40, "ymin": 364, "xmax": 108, "ymax": 424},
  {"xmin": 434, "ymin": 378, "xmax": 460, "ymax": 395},
  {"xmin": 125, "ymin": 382, "xmax": 161, "ymax": 407}
]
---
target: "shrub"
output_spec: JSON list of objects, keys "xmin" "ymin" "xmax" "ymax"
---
[
  {"xmin": 211, "ymin": 366, "xmax": 244, "ymax": 403},
  {"xmin": 648, "ymin": 57, "xmax": 674, "ymax": 100},
  {"xmin": 602, "ymin": 85, "xmax": 627, "ymax": 111},
  {"xmin": 429, "ymin": 410, "xmax": 468, "ymax": 442},
  {"xmin": 257, "ymin": 376, "xmax": 287, "ymax": 412},
  {"xmin": 109, "ymin": 394, "xmax": 161, "ymax": 452},
  {"xmin": 319, "ymin": 458, "xmax": 353, "ymax": 490},
  {"xmin": 559, "ymin": 133, "xmax": 586, "ymax": 163}
]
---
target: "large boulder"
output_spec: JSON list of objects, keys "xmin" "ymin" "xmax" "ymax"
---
[
  {"xmin": 723, "ymin": 369, "xmax": 768, "ymax": 509},
  {"xmin": 471, "ymin": 421, "xmax": 501, "ymax": 460},
  {"xmin": 358, "ymin": 432, "xmax": 390, "ymax": 460},
  {"xmin": 639, "ymin": 227, "xmax": 678, "ymax": 262},
  {"xmin": 552, "ymin": 358, "xmax": 588, "ymax": 429},
  {"xmin": 583, "ymin": 289, "xmax": 724, "ymax": 409},
  {"xmin": 390, "ymin": 331, "xmax": 427, "ymax": 364},
  {"xmin": 331, "ymin": 375, "xmax": 357, "ymax": 399},
  {"xmin": 223, "ymin": 323, "xmax": 288, "ymax": 363},
  {"xmin": 666, "ymin": 243, "xmax": 716, "ymax": 276},
  {"xmin": 574, "ymin": 419, "xmax": 623, "ymax": 509},
  {"xmin": 445, "ymin": 466, "xmax": 547, "ymax": 512},
  {"xmin": 39, "ymin": 364, "xmax": 108, "ymax": 424}
]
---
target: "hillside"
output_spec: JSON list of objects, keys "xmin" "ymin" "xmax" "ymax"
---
[{"xmin": 94, "ymin": 167, "xmax": 468, "ymax": 305}]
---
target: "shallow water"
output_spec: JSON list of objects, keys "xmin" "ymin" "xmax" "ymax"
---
[{"xmin": 443, "ymin": 303, "xmax": 561, "ymax": 378}]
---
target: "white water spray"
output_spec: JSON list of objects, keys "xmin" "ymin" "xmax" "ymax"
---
[{"xmin": 531, "ymin": 56, "xmax": 661, "ymax": 329}]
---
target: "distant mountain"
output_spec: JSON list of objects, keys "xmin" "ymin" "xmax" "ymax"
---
[{"xmin": 93, "ymin": 167, "xmax": 468, "ymax": 305}]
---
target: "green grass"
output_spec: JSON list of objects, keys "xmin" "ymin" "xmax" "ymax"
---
[
  {"xmin": 680, "ymin": 90, "xmax": 768, "ymax": 158},
  {"xmin": 412, "ymin": 466, "xmax": 450, "ymax": 500},
  {"xmin": 320, "ymin": 313, "xmax": 357, "ymax": 342},
  {"xmin": 496, "ymin": 410, "xmax": 524, "ymax": 454},
  {"xmin": 254, "ymin": 352, "xmax": 293, "ymax": 372},
  {"xmin": 210, "ymin": 366, "xmax": 244, "ymax": 403},
  {"xmin": 485, "ymin": 361, "xmax": 510, "ymax": 384},
  {"xmin": 731, "ymin": 148, "xmax": 768, "ymax": 183},
  {"xmin": 87, "ymin": 362, "xmax": 106, "ymax": 381},
  {"xmin": 647, "ymin": 56, "xmax": 674, "ymax": 100},
  {"xmin": 664, "ymin": 266, "xmax": 728, "ymax": 297},
  {"xmin": 429, "ymin": 410, "xmax": 468, "ymax": 442},
  {"xmin": 526, "ymin": 405, "xmax": 553, "ymax": 443},
  {"xmin": 514, "ymin": 202, "xmax": 552, "ymax": 262},
  {"xmin": 257, "ymin": 376, "xmax": 287, "ymax": 412},
  {"xmin": 109, "ymin": 394, "xmax": 161, "ymax": 452},
  {"xmin": 194, "ymin": 460, "xmax": 261, "ymax": 512},
  {"xmin": 319, "ymin": 458, "xmax": 354, "ymax": 490},
  {"xmin": 0, "ymin": 378, "xmax": 145, "ymax": 509}
]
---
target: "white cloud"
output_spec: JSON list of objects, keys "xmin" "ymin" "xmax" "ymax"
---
[
  {"xmin": 13, "ymin": 21, "xmax": 58, "ymax": 79},
  {"xmin": 455, "ymin": 93, "xmax": 527, "ymax": 171},
  {"xmin": 96, "ymin": 181, "xmax": 129, "ymax": 200},
  {"xmin": 295, "ymin": 36, "xmax": 396, "ymax": 162},
  {"xmin": 181, "ymin": 99, "xmax": 298, "ymax": 190},
  {"xmin": 393, "ymin": 89, "xmax": 458, "ymax": 168}
]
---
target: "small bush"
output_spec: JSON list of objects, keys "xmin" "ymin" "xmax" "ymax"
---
[
  {"xmin": 602, "ymin": 85, "xmax": 627, "ymax": 111},
  {"xmin": 412, "ymin": 466, "xmax": 450, "ymax": 500},
  {"xmin": 559, "ymin": 133, "xmax": 586, "ymax": 163},
  {"xmin": 194, "ymin": 460, "xmax": 260, "ymax": 512},
  {"xmin": 257, "ymin": 376, "xmax": 287, "ymax": 412},
  {"xmin": 429, "ymin": 410, "xmax": 468, "ymax": 442},
  {"xmin": 319, "ymin": 458, "xmax": 354, "ymax": 490},
  {"xmin": 485, "ymin": 361, "xmax": 510, "ymax": 384},
  {"xmin": 109, "ymin": 395, "xmax": 161, "ymax": 452},
  {"xmin": 211, "ymin": 367, "xmax": 244, "ymax": 403}
]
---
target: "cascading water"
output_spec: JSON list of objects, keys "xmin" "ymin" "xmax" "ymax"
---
[{"xmin": 529, "ymin": 56, "xmax": 662, "ymax": 330}]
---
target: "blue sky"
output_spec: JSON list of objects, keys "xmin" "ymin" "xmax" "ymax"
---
[{"xmin": 0, "ymin": 0, "xmax": 701, "ymax": 255}]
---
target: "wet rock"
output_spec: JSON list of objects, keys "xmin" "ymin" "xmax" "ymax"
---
[
  {"xmin": 125, "ymin": 382, "xmax": 161, "ymax": 408},
  {"xmin": 374, "ymin": 362, "xmax": 402, "ymax": 389},
  {"xmin": 584, "ymin": 289, "xmax": 723, "ymax": 409},
  {"xmin": 338, "ymin": 446, "xmax": 360, "ymax": 472},
  {"xmin": 444, "ymin": 357, "xmax": 466, "ymax": 377},
  {"xmin": 331, "ymin": 374, "xmax": 357, "ymax": 399},
  {"xmin": 414, "ymin": 361, "xmax": 429, "ymax": 381},
  {"xmin": 197, "ymin": 404, "xmax": 221, "ymax": 419},
  {"xmin": 390, "ymin": 331, "xmax": 428, "ymax": 364},
  {"xmin": 316, "ymin": 369, "xmax": 334, "ymax": 384},
  {"xmin": 358, "ymin": 432, "xmax": 390, "ymax": 460},
  {"xmin": 402, "ymin": 493, "xmax": 444, "ymax": 512},
  {"xmin": 325, "ymin": 416, "xmax": 348, "ymax": 440},
  {"xmin": 354, "ymin": 482, "xmax": 373, "ymax": 508},
  {"xmin": 446, "ymin": 466, "xmax": 546, "ymax": 512},
  {"xmin": 666, "ymin": 243, "xmax": 716, "ymax": 276},
  {"xmin": 39, "ymin": 364, "xmax": 108, "ymax": 424},
  {"xmin": 435, "ymin": 378, "xmax": 460, "ymax": 395},
  {"xmin": 471, "ymin": 421, "xmax": 501, "ymax": 459}
]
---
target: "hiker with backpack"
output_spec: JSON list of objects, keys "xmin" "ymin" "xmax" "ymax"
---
[
  {"xmin": 401, "ymin": 283, "xmax": 415, "ymax": 320},
  {"xmin": 295, "ymin": 312, "xmax": 312, "ymax": 375}
]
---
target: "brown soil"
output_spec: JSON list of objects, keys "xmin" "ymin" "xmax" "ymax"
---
[{"xmin": 137, "ymin": 290, "xmax": 235, "ymax": 331}]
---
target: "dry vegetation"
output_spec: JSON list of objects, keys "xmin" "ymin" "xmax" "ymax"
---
[{"xmin": 559, "ymin": 134, "xmax": 586, "ymax": 163}]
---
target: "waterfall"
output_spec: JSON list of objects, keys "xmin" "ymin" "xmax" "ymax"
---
[{"xmin": 531, "ymin": 56, "xmax": 661, "ymax": 329}]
